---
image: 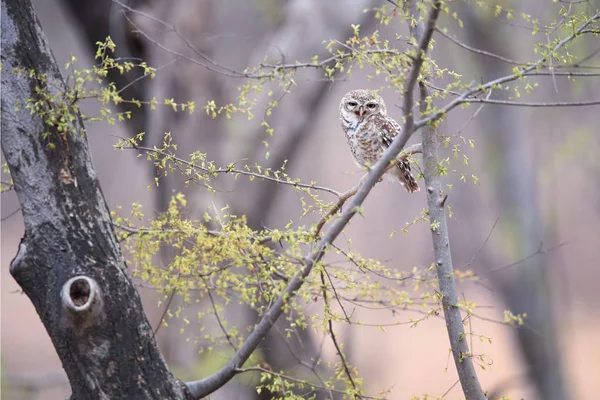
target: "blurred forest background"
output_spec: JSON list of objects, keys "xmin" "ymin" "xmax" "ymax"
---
[{"xmin": 2, "ymin": 0, "xmax": 600, "ymax": 399}]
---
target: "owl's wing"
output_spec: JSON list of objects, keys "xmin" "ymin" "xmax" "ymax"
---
[
  {"xmin": 377, "ymin": 115, "xmax": 420, "ymax": 193},
  {"xmin": 377, "ymin": 116, "xmax": 402, "ymax": 150}
]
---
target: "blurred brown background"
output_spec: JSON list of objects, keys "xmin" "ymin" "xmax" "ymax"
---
[{"xmin": 2, "ymin": 0, "xmax": 600, "ymax": 399}]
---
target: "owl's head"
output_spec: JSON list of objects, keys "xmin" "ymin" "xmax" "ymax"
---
[{"xmin": 339, "ymin": 89, "xmax": 387, "ymax": 128}]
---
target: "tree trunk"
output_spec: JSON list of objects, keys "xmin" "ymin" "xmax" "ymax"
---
[
  {"xmin": 0, "ymin": 0, "xmax": 192, "ymax": 398},
  {"xmin": 461, "ymin": 7, "xmax": 568, "ymax": 399}
]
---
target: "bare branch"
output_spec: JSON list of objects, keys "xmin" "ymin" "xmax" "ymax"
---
[
  {"xmin": 319, "ymin": 270, "xmax": 358, "ymax": 395},
  {"xmin": 460, "ymin": 217, "xmax": 500, "ymax": 270},
  {"xmin": 489, "ymin": 241, "xmax": 573, "ymax": 273},
  {"xmin": 454, "ymin": 89, "xmax": 494, "ymax": 136},
  {"xmin": 112, "ymin": 0, "xmax": 246, "ymax": 78},
  {"xmin": 436, "ymin": 28, "xmax": 524, "ymax": 65},
  {"xmin": 415, "ymin": 10, "xmax": 600, "ymax": 130},
  {"xmin": 1, "ymin": 207, "xmax": 21, "ymax": 221},
  {"xmin": 458, "ymin": 98, "xmax": 600, "ymax": 107}
]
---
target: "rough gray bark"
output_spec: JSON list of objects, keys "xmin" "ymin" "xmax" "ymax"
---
[
  {"xmin": 65, "ymin": 0, "xmax": 230, "ymax": 374},
  {"xmin": 1, "ymin": 0, "xmax": 192, "ymax": 398}
]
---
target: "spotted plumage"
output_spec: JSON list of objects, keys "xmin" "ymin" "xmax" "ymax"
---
[{"xmin": 339, "ymin": 89, "xmax": 419, "ymax": 193}]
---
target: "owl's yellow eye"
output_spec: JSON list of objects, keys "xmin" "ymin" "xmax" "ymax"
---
[{"xmin": 366, "ymin": 103, "xmax": 377, "ymax": 109}]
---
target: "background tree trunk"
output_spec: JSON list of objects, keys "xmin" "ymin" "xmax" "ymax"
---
[
  {"xmin": 1, "ymin": 0, "xmax": 192, "ymax": 398},
  {"xmin": 461, "ymin": 7, "xmax": 568, "ymax": 399}
]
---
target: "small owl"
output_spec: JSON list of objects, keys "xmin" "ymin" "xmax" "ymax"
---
[{"xmin": 339, "ymin": 89, "xmax": 419, "ymax": 193}]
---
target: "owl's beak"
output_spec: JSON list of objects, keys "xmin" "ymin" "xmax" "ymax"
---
[{"xmin": 358, "ymin": 107, "xmax": 365, "ymax": 117}]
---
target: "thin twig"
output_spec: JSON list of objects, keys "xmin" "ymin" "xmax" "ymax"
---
[
  {"xmin": 234, "ymin": 367, "xmax": 382, "ymax": 400},
  {"xmin": 461, "ymin": 217, "xmax": 500, "ymax": 270},
  {"xmin": 414, "ymin": 10, "xmax": 600, "ymax": 130},
  {"xmin": 458, "ymin": 98, "xmax": 600, "ymax": 107},
  {"xmin": 151, "ymin": 289, "xmax": 176, "ymax": 340},
  {"xmin": 436, "ymin": 28, "xmax": 524, "ymax": 65},
  {"xmin": 1, "ymin": 207, "xmax": 21, "ymax": 221},
  {"xmin": 116, "ymin": 59, "xmax": 177, "ymax": 95},
  {"xmin": 489, "ymin": 240, "xmax": 573, "ymax": 273},
  {"xmin": 320, "ymin": 270, "xmax": 360, "ymax": 397},
  {"xmin": 454, "ymin": 89, "xmax": 494, "ymax": 136},
  {"xmin": 203, "ymin": 277, "xmax": 238, "ymax": 351},
  {"xmin": 125, "ymin": 144, "xmax": 341, "ymax": 197},
  {"xmin": 441, "ymin": 380, "xmax": 460, "ymax": 398}
]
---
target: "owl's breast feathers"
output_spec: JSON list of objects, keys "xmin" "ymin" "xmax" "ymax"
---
[{"xmin": 343, "ymin": 115, "xmax": 382, "ymax": 167}]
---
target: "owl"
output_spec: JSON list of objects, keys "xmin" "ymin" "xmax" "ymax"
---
[{"xmin": 339, "ymin": 89, "xmax": 419, "ymax": 193}]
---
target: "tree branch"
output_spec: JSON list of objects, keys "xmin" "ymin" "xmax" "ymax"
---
[
  {"xmin": 185, "ymin": 2, "xmax": 441, "ymax": 395},
  {"xmin": 414, "ymin": 10, "xmax": 600, "ymax": 130},
  {"xmin": 458, "ymin": 98, "xmax": 600, "ymax": 107},
  {"xmin": 407, "ymin": 0, "xmax": 487, "ymax": 398},
  {"xmin": 121, "ymin": 143, "xmax": 342, "ymax": 196},
  {"xmin": 435, "ymin": 27, "xmax": 524, "ymax": 65},
  {"xmin": 312, "ymin": 143, "xmax": 423, "ymax": 237}
]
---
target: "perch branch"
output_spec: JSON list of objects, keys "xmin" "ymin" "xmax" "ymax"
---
[
  {"xmin": 312, "ymin": 143, "xmax": 422, "ymax": 237},
  {"xmin": 184, "ymin": 2, "xmax": 441, "ymax": 396}
]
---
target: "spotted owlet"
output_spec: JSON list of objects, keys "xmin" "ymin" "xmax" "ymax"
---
[{"xmin": 339, "ymin": 89, "xmax": 419, "ymax": 193}]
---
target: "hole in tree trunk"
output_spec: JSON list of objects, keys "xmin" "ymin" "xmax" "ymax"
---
[{"xmin": 70, "ymin": 278, "xmax": 91, "ymax": 306}]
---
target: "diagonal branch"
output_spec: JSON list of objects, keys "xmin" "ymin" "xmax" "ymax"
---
[
  {"xmin": 184, "ymin": 3, "xmax": 443, "ymax": 398},
  {"xmin": 312, "ymin": 143, "xmax": 423, "ymax": 237}
]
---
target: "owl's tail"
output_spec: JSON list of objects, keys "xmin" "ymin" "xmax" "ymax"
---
[{"xmin": 392, "ymin": 159, "xmax": 419, "ymax": 193}]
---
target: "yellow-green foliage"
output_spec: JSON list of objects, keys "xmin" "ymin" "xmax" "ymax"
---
[{"xmin": 13, "ymin": 0, "xmax": 598, "ymax": 397}]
